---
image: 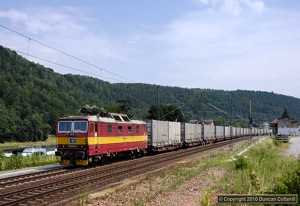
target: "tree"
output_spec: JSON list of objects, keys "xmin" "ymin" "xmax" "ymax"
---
[
  {"xmin": 146, "ymin": 104, "xmax": 187, "ymax": 122},
  {"xmin": 281, "ymin": 108, "xmax": 291, "ymax": 119},
  {"xmin": 22, "ymin": 114, "xmax": 50, "ymax": 141},
  {"xmin": 214, "ymin": 116, "xmax": 227, "ymax": 126},
  {"xmin": 104, "ymin": 104, "xmax": 123, "ymax": 113}
]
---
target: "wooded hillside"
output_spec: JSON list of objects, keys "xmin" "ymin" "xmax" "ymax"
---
[{"xmin": 1, "ymin": 45, "xmax": 299, "ymax": 142}]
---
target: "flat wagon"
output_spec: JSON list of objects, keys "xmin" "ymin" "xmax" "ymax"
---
[
  {"xmin": 215, "ymin": 126, "xmax": 225, "ymax": 141},
  {"xmin": 147, "ymin": 120, "xmax": 181, "ymax": 152},
  {"xmin": 202, "ymin": 125, "xmax": 215, "ymax": 143},
  {"xmin": 181, "ymin": 123, "xmax": 203, "ymax": 146}
]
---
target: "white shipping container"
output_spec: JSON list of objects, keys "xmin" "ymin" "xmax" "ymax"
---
[
  {"xmin": 236, "ymin": 127, "xmax": 242, "ymax": 137},
  {"xmin": 224, "ymin": 126, "xmax": 231, "ymax": 139},
  {"xmin": 169, "ymin": 121, "xmax": 181, "ymax": 145},
  {"xmin": 147, "ymin": 120, "xmax": 181, "ymax": 147},
  {"xmin": 147, "ymin": 120, "xmax": 168, "ymax": 147},
  {"xmin": 203, "ymin": 125, "xmax": 215, "ymax": 141},
  {"xmin": 231, "ymin": 126, "xmax": 236, "ymax": 138},
  {"xmin": 182, "ymin": 123, "xmax": 202, "ymax": 143},
  {"xmin": 215, "ymin": 126, "xmax": 224, "ymax": 140},
  {"xmin": 195, "ymin": 124, "xmax": 202, "ymax": 141}
]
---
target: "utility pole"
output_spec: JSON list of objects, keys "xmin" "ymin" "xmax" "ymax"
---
[
  {"xmin": 248, "ymin": 99, "xmax": 252, "ymax": 137},
  {"xmin": 157, "ymin": 86, "xmax": 159, "ymax": 120}
]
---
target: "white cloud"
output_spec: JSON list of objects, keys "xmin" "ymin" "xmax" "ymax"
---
[
  {"xmin": 194, "ymin": 0, "xmax": 265, "ymax": 15},
  {"xmin": 0, "ymin": 6, "xmax": 137, "ymax": 79},
  {"xmin": 1, "ymin": 7, "xmax": 87, "ymax": 35},
  {"xmin": 243, "ymin": 0, "xmax": 265, "ymax": 13},
  {"xmin": 0, "ymin": 9, "xmax": 28, "ymax": 22}
]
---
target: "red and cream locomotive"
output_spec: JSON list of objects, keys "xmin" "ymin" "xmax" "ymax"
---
[{"xmin": 55, "ymin": 108, "xmax": 147, "ymax": 166}]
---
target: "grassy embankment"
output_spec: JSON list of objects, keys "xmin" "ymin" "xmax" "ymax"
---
[
  {"xmin": 0, "ymin": 135, "xmax": 59, "ymax": 171},
  {"xmin": 92, "ymin": 137, "xmax": 299, "ymax": 206},
  {"xmin": 224, "ymin": 138, "xmax": 299, "ymax": 195},
  {"xmin": 0, "ymin": 135, "xmax": 56, "ymax": 150}
]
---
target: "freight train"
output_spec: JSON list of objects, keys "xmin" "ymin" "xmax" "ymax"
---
[{"xmin": 55, "ymin": 112, "xmax": 270, "ymax": 166}]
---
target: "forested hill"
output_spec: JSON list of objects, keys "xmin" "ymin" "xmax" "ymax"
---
[{"xmin": 1, "ymin": 45, "xmax": 300, "ymax": 142}]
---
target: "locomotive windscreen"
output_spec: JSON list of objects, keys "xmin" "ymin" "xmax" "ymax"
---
[
  {"xmin": 74, "ymin": 121, "xmax": 87, "ymax": 132},
  {"xmin": 58, "ymin": 121, "xmax": 72, "ymax": 132},
  {"xmin": 58, "ymin": 121, "xmax": 88, "ymax": 132}
]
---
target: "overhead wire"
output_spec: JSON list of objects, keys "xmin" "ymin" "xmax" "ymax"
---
[
  {"xmin": 0, "ymin": 25, "xmax": 253, "ymax": 122},
  {"xmin": 16, "ymin": 50, "xmax": 126, "ymax": 82},
  {"xmin": 0, "ymin": 24, "xmax": 137, "ymax": 83}
]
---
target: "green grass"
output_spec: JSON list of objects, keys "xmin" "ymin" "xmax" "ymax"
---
[
  {"xmin": 0, "ymin": 150, "xmax": 60, "ymax": 171},
  {"xmin": 225, "ymin": 138, "xmax": 299, "ymax": 195},
  {"xmin": 96, "ymin": 137, "xmax": 299, "ymax": 205}
]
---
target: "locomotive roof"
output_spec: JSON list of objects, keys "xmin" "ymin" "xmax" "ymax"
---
[{"xmin": 59, "ymin": 113, "xmax": 146, "ymax": 124}]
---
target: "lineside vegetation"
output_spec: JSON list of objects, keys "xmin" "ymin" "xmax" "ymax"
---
[
  {"xmin": 88, "ymin": 137, "xmax": 299, "ymax": 205},
  {"xmin": 227, "ymin": 138, "xmax": 299, "ymax": 197},
  {"xmin": 0, "ymin": 151, "xmax": 59, "ymax": 171}
]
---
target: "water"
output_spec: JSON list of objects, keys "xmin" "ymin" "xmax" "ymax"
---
[{"xmin": 286, "ymin": 137, "xmax": 300, "ymax": 158}]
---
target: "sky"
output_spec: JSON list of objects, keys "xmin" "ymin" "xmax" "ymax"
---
[{"xmin": 1, "ymin": 0, "xmax": 300, "ymax": 98}]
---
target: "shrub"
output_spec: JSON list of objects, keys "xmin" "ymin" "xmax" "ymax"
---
[
  {"xmin": 272, "ymin": 137, "xmax": 282, "ymax": 146},
  {"xmin": 6, "ymin": 154, "xmax": 22, "ymax": 170},
  {"xmin": 272, "ymin": 164, "xmax": 300, "ymax": 202},
  {"xmin": 249, "ymin": 172, "xmax": 260, "ymax": 192},
  {"xmin": 234, "ymin": 155, "xmax": 249, "ymax": 170}
]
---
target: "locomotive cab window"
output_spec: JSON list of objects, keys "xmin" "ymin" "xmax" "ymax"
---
[
  {"xmin": 74, "ymin": 121, "xmax": 88, "ymax": 132},
  {"xmin": 136, "ymin": 125, "xmax": 140, "ymax": 133},
  {"xmin": 58, "ymin": 121, "xmax": 72, "ymax": 132},
  {"xmin": 128, "ymin": 126, "xmax": 132, "ymax": 133}
]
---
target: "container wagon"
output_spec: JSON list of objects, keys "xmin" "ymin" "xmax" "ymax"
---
[
  {"xmin": 202, "ymin": 125, "xmax": 215, "ymax": 143},
  {"xmin": 181, "ymin": 123, "xmax": 203, "ymax": 146},
  {"xmin": 147, "ymin": 120, "xmax": 181, "ymax": 152},
  {"xmin": 215, "ymin": 126, "xmax": 225, "ymax": 141}
]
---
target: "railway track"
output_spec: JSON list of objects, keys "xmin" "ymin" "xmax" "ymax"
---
[
  {"xmin": 0, "ymin": 167, "xmax": 75, "ymax": 189},
  {"xmin": 0, "ymin": 137, "xmax": 250, "ymax": 206}
]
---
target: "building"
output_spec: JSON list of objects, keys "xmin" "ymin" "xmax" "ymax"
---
[
  {"xmin": 189, "ymin": 119, "xmax": 214, "ymax": 125},
  {"xmin": 270, "ymin": 118, "xmax": 299, "ymax": 136},
  {"xmin": 278, "ymin": 118, "xmax": 298, "ymax": 128}
]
